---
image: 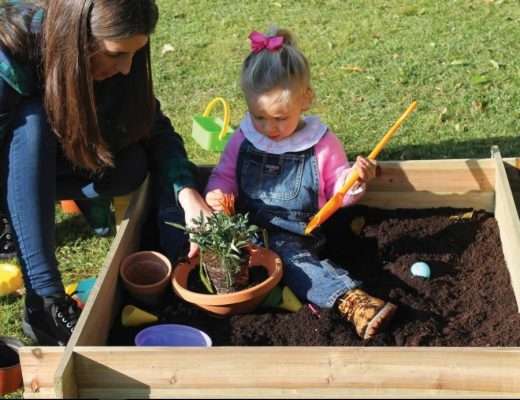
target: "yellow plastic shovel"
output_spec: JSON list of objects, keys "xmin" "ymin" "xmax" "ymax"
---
[
  {"xmin": 121, "ymin": 305, "xmax": 158, "ymax": 327},
  {"xmin": 305, "ymin": 101, "xmax": 418, "ymax": 235},
  {"xmin": 261, "ymin": 285, "xmax": 303, "ymax": 312}
]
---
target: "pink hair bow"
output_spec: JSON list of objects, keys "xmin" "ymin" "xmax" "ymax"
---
[{"xmin": 249, "ymin": 31, "xmax": 284, "ymax": 53}]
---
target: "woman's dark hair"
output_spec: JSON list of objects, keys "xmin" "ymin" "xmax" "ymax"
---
[
  {"xmin": 1, "ymin": 0, "xmax": 159, "ymax": 171},
  {"xmin": 42, "ymin": 0, "xmax": 159, "ymax": 170},
  {"xmin": 0, "ymin": 1, "xmax": 46, "ymax": 63}
]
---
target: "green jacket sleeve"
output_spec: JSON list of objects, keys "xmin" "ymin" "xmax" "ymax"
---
[{"xmin": 143, "ymin": 99, "xmax": 199, "ymax": 203}]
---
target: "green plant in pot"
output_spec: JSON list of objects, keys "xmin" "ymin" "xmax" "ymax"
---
[{"xmin": 167, "ymin": 194, "xmax": 260, "ymax": 294}]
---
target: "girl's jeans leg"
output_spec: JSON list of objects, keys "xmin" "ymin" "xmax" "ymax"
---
[
  {"xmin": 1, "ymin": 97, "xmax": 61, "ymax": 296},
  {"xmin": 268, "ymin": 232, "xmax": 361, "ymax": 308}
]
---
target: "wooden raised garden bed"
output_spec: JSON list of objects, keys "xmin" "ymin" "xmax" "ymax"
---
[{"xmin": 19, "ymin": 146, "xmax": 520, "ymax": 398}]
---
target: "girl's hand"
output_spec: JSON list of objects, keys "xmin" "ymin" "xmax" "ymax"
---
[
  {"xmin": 355, "ymin": 155, "xmax": 378, "ymax": 184},
  {"xmin": 178, "ymin": 187, "xmax": 213, "ymax": 258},
  {"xmin": 205, "ymin": 189, "xmax": 226, "ymax": 211}
]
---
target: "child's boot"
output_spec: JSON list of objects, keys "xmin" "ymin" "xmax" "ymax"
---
[{"xmin": 337, "ymin": 288, "xmax": 397, "ymax": 339}]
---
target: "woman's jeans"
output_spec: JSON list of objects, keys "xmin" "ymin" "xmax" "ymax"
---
[{"xmin": 0, "ymin": 96, "xmax": 184, "ymax": 296}]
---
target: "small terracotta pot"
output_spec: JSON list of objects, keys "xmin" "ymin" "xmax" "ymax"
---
[
  {"xmin": 119, "ymin": 251, "xmax": 172, "ymax": 305},
  {"xmin": 172, "ymin": 244, "xmax": 283, "ymax": 317},
  {"xmin": 0, "ymin": 336, "xmax": 23, "ymax": 396}
]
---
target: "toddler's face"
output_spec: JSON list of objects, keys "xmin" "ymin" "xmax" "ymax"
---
[{"xmin": 246, "ymin": 88, "xmax": 306, "ymax": 141}]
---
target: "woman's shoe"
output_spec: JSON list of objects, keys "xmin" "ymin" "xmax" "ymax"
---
[
  {"xmin": 0, "ymin": 212, "xmax": 17, "ymax": 259},
  {"xmin": 74, "ymin": 198, "xmax": 113, "ymax": 236},
  {"xmin": 22, "ymin": 293, "xmax": 81, "ymax": 346}
]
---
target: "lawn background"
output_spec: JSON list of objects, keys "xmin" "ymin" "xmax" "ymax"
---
[
  {"xmin": 1, "ymin": 1, "xmax": 519, "ymax": 397},
  {"xmin": 152, "ymin": 0, "xmax": 519, "ymax": 165}
]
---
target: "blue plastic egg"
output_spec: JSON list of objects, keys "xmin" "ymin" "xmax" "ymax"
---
[{"xmin": 410, "ymin": 262, "xmax": 431, "ymax": 279}]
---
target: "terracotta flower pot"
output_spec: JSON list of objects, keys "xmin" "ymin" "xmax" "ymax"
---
[
  {"xmin": 119, "ymin": 251, "xmax": 172, "ymax": 306},
  {"xmin": 172, "ymin": 244, "xmax": 283, "ymax": 317},
  {"xmin": 0, "ymin": 336, "xmax": 23, "ymax": 396}
]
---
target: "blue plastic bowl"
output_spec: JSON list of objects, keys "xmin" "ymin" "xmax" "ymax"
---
[{"xmin": 134, "ymin": 324, "xmax": 212, "ymax": 347}]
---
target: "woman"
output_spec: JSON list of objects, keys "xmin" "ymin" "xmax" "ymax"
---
[{"xmin": 0, "ymin": 0, "xmax": 211, "ymax": 346}]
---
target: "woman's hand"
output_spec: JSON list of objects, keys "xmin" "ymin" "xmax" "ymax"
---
[{"xmin": 178, "ymin": 187, "xmax": 213, "ymax": 258}]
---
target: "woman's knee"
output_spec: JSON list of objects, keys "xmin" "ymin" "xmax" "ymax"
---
[
  {"xmin": 10, "ymin": 97, "xmax": 56, "ymax": 150},
  {"xmin": 97, "ymin": 143, "xmax": 148, "ymax": 196}
]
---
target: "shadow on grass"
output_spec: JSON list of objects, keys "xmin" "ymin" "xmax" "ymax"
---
[
  {"xmin": 55, "ymin": 213, "xmax": 114, "ymax": 246},
  {"xmin": 354, "ymin": 135, "xmax": 519, "ymax": 161}
]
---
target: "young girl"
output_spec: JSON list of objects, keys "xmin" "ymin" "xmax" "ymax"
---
[{"xmin": 205, "ymin": 28, "xmax": 397, "ymax": 340}]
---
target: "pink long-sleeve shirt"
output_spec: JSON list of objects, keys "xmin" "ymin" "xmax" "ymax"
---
[{"xmin": 205, "ymin": 114, "xmax": 366, "ymax": 209}]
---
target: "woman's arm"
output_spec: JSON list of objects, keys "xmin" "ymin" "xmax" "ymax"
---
[
  {"xmin": 144, "ymin": 99, "xmax": 199, "ymax": 201},
  {"xmin": 143, "ymin": 99, "xmax": 212, "ymax": 257}
]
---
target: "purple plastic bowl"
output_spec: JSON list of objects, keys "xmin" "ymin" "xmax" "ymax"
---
[{"xmin": 134, "ymin": 324, "xmax": 212, "ymax": 347}]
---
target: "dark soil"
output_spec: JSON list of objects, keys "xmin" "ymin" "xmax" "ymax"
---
[{"xmin": 108, "ymin": 205, "xmax": 520, "ymax": 347}]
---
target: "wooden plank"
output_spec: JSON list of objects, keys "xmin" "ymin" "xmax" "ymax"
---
[
  {"xmin": 360, "ymin": 159, "xmax": 496, "ymax": 211},
  {"xmin": 492, "ymin": 147, "xmax": 520, "ymax": 310},
  {"xmin": 24, "ymin": 152, "xmax": 520, "ymax": 399},
  {"xmin": 73, "ymin": 176, "xmax": 149, "ymax": 346},
  {"xmin": 51, "ymin": 178, "xmax": 151, "ymax": 398},
  {"xmin": 503, "ymin": 158, "xmax": 520, "ymax": 192},
  {"xmin": 503, "ymin": 158, "xmax": 520, "ymax": 215},
  {"xmin": 19, "ymin": 347, "xmax": 64, "ymax": 399},
  {"xmin": 367, "ymin": 159, "xmax": 496, "ymax": 193},
  {"xmin": 114, "ymin": 193, "xmax": 134, "ymax": 231},
  {"xmin": 361, "ymin": 191, "xmax": 495, "ymax": 212},
  {"xmin": 78, "ymin": 387, "xmax": 520, "ymax": 399},
  {"xmin": 54, "ymin": 356, "xmax": 77, "ymax": 400},
  {"xmin": 70, "ymin": 347, "xmax": 520, "ymax": 397}
]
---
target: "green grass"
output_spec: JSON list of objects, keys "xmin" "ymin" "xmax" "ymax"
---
[
  {"xmin": 1, "ymin": 1, "xmax": 519, "ymax": 397},
  {"xmin": 0, "ymin": 209, "xmax": 113, "ymax": 344},
  {"xmin": 151, "ymin": 0, "xmax": 519, "ymax": 164}
]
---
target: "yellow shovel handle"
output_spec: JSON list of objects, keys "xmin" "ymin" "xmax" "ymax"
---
[
  {"xmin": 203, "ymin": 97, "xmax": 231, "ymax": 141},
  {"xmin": 338, "ymin": 101, "xmax": 417, "ymax": 196}
]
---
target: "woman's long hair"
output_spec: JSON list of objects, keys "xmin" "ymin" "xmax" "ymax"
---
[
  {"xmin": 0, "ymin": 1, "xmax": 45, "ymax": 63},
  {"xmin": 42, "ymin": 0, "xmax": 159, "ymax": 171}
]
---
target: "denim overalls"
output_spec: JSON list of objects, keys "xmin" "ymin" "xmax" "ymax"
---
[{"xmin": 237, "ymin": 140, "xmax": 361, "ymax": 308}]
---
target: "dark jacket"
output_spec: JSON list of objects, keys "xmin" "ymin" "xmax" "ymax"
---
[{"xmin": 0, "ymin": 1, "xmax": 198, "ymax": 207}]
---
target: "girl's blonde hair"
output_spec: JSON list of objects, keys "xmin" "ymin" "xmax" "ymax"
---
[{"xmin": 241, "ymin": 27, "xmax": 314, "ymax": 110}]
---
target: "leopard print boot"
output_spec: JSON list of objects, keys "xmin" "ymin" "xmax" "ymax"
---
[{"xmin": 337, "ymin": 288, "xmax": 397, "ymax": 339}]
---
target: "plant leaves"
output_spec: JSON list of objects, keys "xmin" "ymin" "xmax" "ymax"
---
[
  {"xmin": 160, "ymin": 43, "xmax": 174, "ymax": 56},
  {"xmin": 338, "ymin": 66, "xmax": 365, "ymax": 73},
  {"xmin": 439, "ymin": 107, "xmax": 448, "ymax": 123},
  {"xmin": 471, "ymin": 74, "xmax": 489, "ymax": 85},
  {"xmin": 489, "ymin": 59, "xmax": 505, "ymax": 69},
  {"xmin": 199, "ymin": 263, "xmax": 214, "ymax": 293},
  {"xmin": 449, "ymin": 59, "xmax": 469, "ymax": 66},
  {"xmin": 471, "ymin": 100, "xmax": 484, "ymax": 114}
]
